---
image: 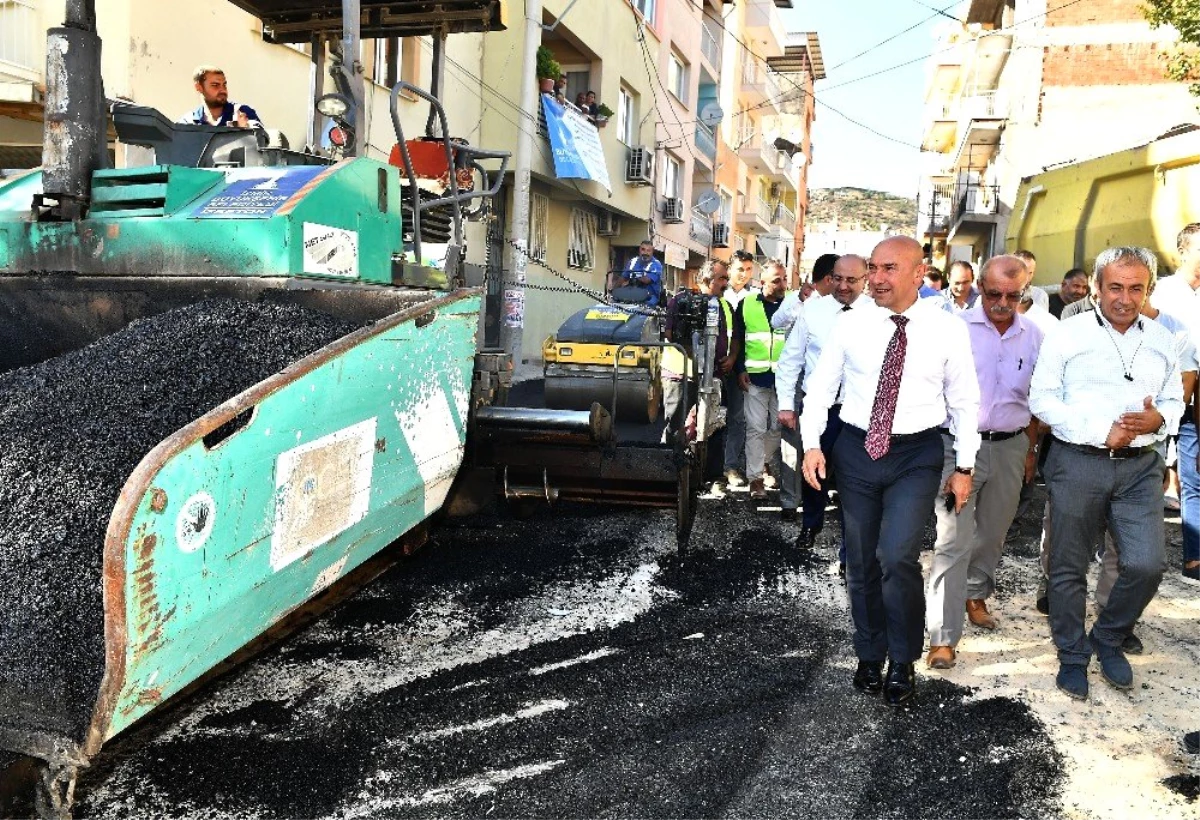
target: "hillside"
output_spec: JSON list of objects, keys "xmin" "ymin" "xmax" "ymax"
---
[{"xmin": 806, "ymin": 187, "xmax": 917, "ymax": 233}]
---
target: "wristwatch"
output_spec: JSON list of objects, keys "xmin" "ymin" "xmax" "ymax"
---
[{"xmin": 953, "ymin": 466, "xmax": 974, "ymax": 477}]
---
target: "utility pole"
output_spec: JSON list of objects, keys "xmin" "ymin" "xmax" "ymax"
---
[{"xmin": 500, "ymin": 0, "xmax": 542, "ymax": 366}]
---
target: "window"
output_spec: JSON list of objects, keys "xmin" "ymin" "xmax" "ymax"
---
[
  {"xmin": 618, "ymin": 86, "xmax": 636, "ymax": 145},
  {"xmin": 631, "ymin": 0, "xmax": 656, "ymax": 22},
  {"xmin": 718, "ymin": 190, "xmax": 732, "ymax": 223},
  {"xmin": 567, "ymin": 208, "xmax": 597, "ymax": 271},
  {"xmin": 529, "ymin": 194, "xmax": 549, "ymax": 262},
  {"xmin": 668, "ymin": 52, "xmax": 688, "ymax": 104},
  {"xmin": 370, "ymin": 39, "xmax": 398, "ymax": 87},
  {"xmin": 664, "ymin": 154, "xmax": 682, "ymax": 199}
]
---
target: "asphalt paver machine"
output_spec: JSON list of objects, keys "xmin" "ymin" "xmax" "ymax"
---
[
  {"xmin": 0, "ymin": 0, "xmax": 511, "ymax": 814},
  {"xmin": 0, "ymin": 1, "xmax": 722, "ymax": 814}
]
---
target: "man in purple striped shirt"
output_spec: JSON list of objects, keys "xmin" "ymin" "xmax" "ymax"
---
[{"xmin": 925, "ymin": 255, "xmax": 1046, "ymax": 669}]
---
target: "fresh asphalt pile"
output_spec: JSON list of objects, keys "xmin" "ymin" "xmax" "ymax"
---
[
  {"xmin": 0, "ymin": 299, "xmax": 361, "ymax": 746},
  {"xmin": 76, "ymin": 487, "xmax": 1066, "ymax": 818}
]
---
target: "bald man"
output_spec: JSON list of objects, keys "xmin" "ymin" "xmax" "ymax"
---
[{"xmin": 800, "ymin": 236, "xmax": 980, "ymax": 707}]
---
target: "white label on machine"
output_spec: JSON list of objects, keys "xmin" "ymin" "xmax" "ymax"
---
[
  {"xmin": 270, "ymin": 418, "xmax": 377, "ymax": 571},
  {"xmin": 176, "ymin": 492, "xmax": 217, "ymax": 553},
  {"xmin": 396, "ymin": 384, "xmax": 465, "ymax": 517},
  {"xmin": 302, "ymin": 222, "xmax": 359, "ymax": 278}
]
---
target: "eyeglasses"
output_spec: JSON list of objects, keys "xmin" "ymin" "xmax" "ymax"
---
[
  {"xmin": 831, "ymin": 275, "xmax": 864, "ymax": 286},
  {"xmin": 982, "ymin": 289, "xmax": 1025, "ymax": 302}
]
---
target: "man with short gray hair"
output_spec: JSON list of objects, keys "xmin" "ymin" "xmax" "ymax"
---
[
  {"xmin": 1030, "ymin": 246, "xmax": 1183, "ymax": 701},
  {"xmin": 926, "ymin": 255, "xmax": 1043, "ymax": 668}
]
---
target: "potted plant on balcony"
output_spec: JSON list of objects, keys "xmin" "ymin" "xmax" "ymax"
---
[
  {"xmin": 593, "ymin": 103, "xmax": 614, "ymax": 127},
  {"xmin": 536, "ymin": 46, "xmax": 561, "ymax": 94}
]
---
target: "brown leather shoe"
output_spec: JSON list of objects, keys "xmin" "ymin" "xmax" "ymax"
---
[
  {"xmin": 966, "ymin": 598, "xmax": 997, "ymax": 630},
  {"xmin": 749, "ymin": 478, "xmax": 767, "ymax": 499},
  {"xmin": 926, "ymin": 645, "xmax": 956, "ymax": 669}
]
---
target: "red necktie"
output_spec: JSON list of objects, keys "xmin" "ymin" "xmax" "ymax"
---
[{"xmin": 865, "ymin": 314, "xmax": 909, "ymax": 460}]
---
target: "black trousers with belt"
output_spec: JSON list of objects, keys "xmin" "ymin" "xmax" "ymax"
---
[{"xmin": 832, "ymin": 424, "xmax": 944, "ymax": 663}]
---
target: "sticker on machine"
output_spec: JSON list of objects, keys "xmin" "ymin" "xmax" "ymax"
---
[
  {"xmin": 302, "ymin": 222, "xmax": 359, "ymax": 278},
  {"xmin": 176, "ymin": 492, "xmax": 217, "ymax": 553},
  {"xmin": 270, "ymin": 418, "xmax": 377, "ymax": 571}
]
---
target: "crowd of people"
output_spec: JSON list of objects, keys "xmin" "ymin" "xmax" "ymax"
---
[{"xmin": 651, "ymin": 228, "xmax": 1199, "ymax": 756}]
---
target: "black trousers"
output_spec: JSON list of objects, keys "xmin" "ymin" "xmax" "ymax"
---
[{"xmin": 833, "ymin": 425, "xmax": 943, "ymax": 663}]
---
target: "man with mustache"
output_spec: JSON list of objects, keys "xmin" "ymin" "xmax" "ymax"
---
[{"xmin": 926, "ymin": 256, "xmax": 1044, "ymax": 669}]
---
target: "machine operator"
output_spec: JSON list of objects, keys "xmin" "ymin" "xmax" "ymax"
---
[
  {"xmin": 617, "ymin": 240, "xmax": 664, "ymax": 307},
  {"xmin": 179, "ymin": 65, "xmax": 264, "ymax": 129}
]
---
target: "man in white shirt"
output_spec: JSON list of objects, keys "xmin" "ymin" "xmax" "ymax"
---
[
  {"xmin": 772, "ymin": 253, "xmax": 838, "ymax": 334},
  {"xmin": 777, "ymin": 254, "xmax": 868, "ymax": 552},
  {"xmin": 1150, "ymin": 223, "xmax": 1200, "ymax": 583},
  {"xmin": 1029, "ymin": 246, "xmax": 1183, "ymax": 701},
  {"xmin": 721, "ymin": 252, "xmax": 759, "ymax": 485},
  {"xmin": 800, "ymin": 237, "xmax": 980, "ymax": 707}
]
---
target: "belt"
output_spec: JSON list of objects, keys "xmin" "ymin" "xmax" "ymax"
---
[
  {"xmin": 1051, "ymin": 436, "xmax": 1157, "ymax": 460},
  {"xmin": 846, "ymin": 424, "xmax": 939, "ymax": 442},
  {"xmin": 939, "ymin": 427, "xmax": 1025, "ymax": 442}
]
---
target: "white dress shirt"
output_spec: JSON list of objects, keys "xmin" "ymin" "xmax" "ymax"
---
[
  {"xmin": 1151, "ymin": 274, "xmax": 1200, "ymax": 366},
  {"xmin": 1152, "ymin": 310, "xmax": 1199, "ymax": 373},
  {"xmin": 724, "ymin": 285, "xmax": 758, "ymax": 309},
  {"xmin": 1029, "ymin": 310, "xmax": 1184, "ymax": 447},
  {"xmin": 776, "ymin": 292, "xmax": 870, "ymax": 411},
  {"xmin": 800, "ymin": 298, "xmax": 982, "ymax": 468},
  {"xmin": 1029, "ymin": 285, "xmax": 1050, "ymax": 311},
  {"xmin": 1019, "ymin": 302, "xmax": 1058, "ymax": 336},
  {"xmin": 771, "ymin": 290, "xmax": 809, "ymax": 333}
]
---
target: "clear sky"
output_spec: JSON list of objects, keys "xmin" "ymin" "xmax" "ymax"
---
[{"xmin": 780, "ymin": 1, "xmax": 949, "ymax": 197}]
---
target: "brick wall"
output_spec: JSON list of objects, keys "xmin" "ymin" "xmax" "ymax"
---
[
  {"xmin": 1045, "ymin": 0, "xmax": 1146, "ymax": 26},
  {"xmin": 1042, "ymin": 42, "xmax": 1173, "ymax": 86}
]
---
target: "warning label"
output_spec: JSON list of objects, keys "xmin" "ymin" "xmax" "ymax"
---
[{"xmin": 302, "ymin": 222, "xmax": 359, "ymax": 278}]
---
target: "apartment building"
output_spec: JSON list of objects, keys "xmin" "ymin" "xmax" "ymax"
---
[
  {"xmin": 711, "ymin": 1, "xmax": 820, "ymax": 287},
  {"xmin": 915, "ymin": 0, "xmax": 1199, "ymax": 276}
]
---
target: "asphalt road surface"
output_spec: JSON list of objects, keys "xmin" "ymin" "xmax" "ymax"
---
[{"xmin": 66, "ymin": 478, "xmax": 1133, "ymax": 820}]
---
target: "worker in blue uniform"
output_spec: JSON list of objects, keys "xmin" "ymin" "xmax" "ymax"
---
[
  {"xmin": 179, "ymin": 65, "xmax": 264, "ymax": 128},
  {"xmin": 619, "ymin": 240, "xmax": 664, "ymax": 307}
]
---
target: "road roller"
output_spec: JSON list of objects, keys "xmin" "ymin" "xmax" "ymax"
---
[{"xmin": 542, "ymin": 295, "xmax": 662, "ymax": 424}]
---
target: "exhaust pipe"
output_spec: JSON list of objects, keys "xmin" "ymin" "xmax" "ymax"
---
[{"xmin": 36, "ymin": 0, "xmax": 109, "ymax": 222}]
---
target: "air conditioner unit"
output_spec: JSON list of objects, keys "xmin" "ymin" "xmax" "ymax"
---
[
  {"xmin": 597, "ymin": 210, "xmax": 621, "ymax": 236},
  {"xmin": 712, "ymin": 222, "xmax": 730, "ymax": 248},
  {"xmin": 662, "ymin": 197, "xmax": 685, "ymax": 223},
  {"xmin": 625, "ymin": 146, "xmax": 654, "ymax": 186}
]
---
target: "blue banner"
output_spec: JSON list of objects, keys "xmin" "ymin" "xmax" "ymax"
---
[{"xmin": 541, "ymin": 96, "xmax": 612, "ymax": 194}]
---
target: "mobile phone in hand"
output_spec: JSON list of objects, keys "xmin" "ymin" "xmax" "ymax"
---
[{"xmin": 944, "ymin": 493, "xmax": 956, "ymax": 513}]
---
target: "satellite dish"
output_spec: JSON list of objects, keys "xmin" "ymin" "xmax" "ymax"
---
[
  {"xmin": 792, "ymin": 152, "xmax": 807, "ymax": 168},
  {"xmin": 695, "ymin": 189, "xmax": 721, "ymax": 215},
  {"xmin": 699, "ymin": 103, "xmax": 724, "ymax": 128}
]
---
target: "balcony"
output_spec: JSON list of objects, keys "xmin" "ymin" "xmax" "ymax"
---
[
  {"xmin": 689, "ymin": 213, "xmax": 713, "ymax": 247},
  {"xmin": 920, "ymin": 182, "xmax": 957, "ymax": 237},
  {"xmin": 738, "ymin": 136, "xmax": 785, "ymax": 178},
  {"xmin": 921, "ymin": 101, "xmax": 957, "ymax": 153},
  {"xmin": 700, "ymin": 22, "xmax": 722, "ymax": 72},
  {"xmin": 0, "ymin": 0, "xmax": 40, "ymax": 81},
  {"xmin": 951, "ymin": 91, "xmax": 1007, "ymax": 171},
  {"xmin": 734, "ymin": 194, "xmax": 773, "ymax": 232},
  {"xmin": 948, "ymin": 182, "xmax": 1003, "ymax": 246},
  {"xmin": 740, "ymin": 57, "xmax": 783, "ymax": 111},
  {"xmin": 773, "ymin": 203, "xmax": 796, "ymax": 235},
  {"xmin": 744, "ymin": 0, "xmax": 787, "ymax": 53}
]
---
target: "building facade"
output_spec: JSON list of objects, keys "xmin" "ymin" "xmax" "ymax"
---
[{"xmin": 915, "ymin": 0, "xmax": 1200, "ymax": 278}]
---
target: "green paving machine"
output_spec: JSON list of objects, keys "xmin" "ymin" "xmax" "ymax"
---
[
  {"xmin": 0, "ymin": 1, "xmax": 511, "ymax": 814},
  {"xmin": 0, "ymin": 1, "xmax": 721, "ymax": 815}
]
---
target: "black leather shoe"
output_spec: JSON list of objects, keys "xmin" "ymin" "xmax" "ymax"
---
[
  {"xmin": 852, "ymin": 660, "xmax": 884, "ymax": 694},
  {"xmin": 780, "ymin": 508, "xmax": 798, "ymax": 522},
  {"xmin": 883, "ymin": 660, "xmax": 917, "ymax": 707},
  {"xmin": 797, "ymin": 527, "xmax": 818, "ymax": 552}
]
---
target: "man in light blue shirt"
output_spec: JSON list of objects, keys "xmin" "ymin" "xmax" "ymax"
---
[{"xmin": 619, "ymin": 240, "xmax": 664, "ymax": 307}]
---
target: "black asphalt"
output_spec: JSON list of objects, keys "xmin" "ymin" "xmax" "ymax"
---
[{"xmin": 75, "ymin": 489, "xmax": 1068, "ymax": 818}]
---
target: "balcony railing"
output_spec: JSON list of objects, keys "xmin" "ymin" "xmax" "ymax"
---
[
  {"xmin": 701, "ymin": 22, "xmax": 721, "ymax": 68},
  {"xmin": 694, "ymin": 121, "xmax": 717, "ymax": 162},
  {"xmin": 0, "ymin": 0, "xmax": 40, "ymax": 76},
  {"xmin": 689, "ymin": 213, "xmax": 713, "ymax": 247},
  {"xmin": 954, "ymin": 182, "xmax": 1001, "ymax": 222},
  {"xmin": 740, "ymin": 56, "xmax": 783, "ymax": 107},
  {"xmin": 774, "ymin": 203, "xmax": 796, "ymax": 234},
  {"xmin": 960, "ymin": 90, "xmax": 1006, "ymax": 120},
  {"xmin": 754, "ymin": 196, "xmax": 772, "ymax": 224}
]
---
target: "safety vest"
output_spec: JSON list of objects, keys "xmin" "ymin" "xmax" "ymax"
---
[{"xmin": 742, "ymin": 296, "xmax": 784, "ymax": 374}]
